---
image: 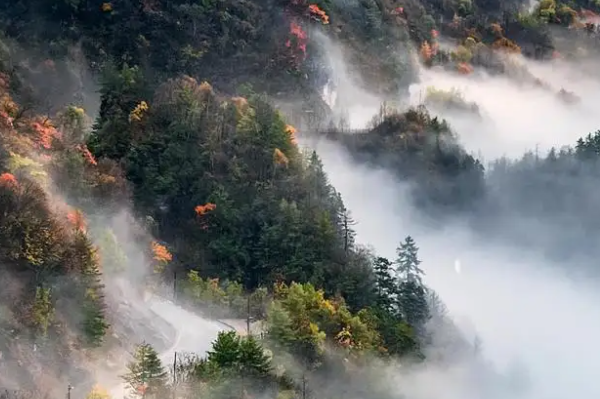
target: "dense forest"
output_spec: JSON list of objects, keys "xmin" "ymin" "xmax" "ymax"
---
[{"xmin": 0, "ymin": 0, "xmax": 599, "ymax": 398}]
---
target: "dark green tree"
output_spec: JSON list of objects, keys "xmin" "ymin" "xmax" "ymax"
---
[
  {"xmin": 369, "ymin": 307, "xmax": 419, "ymax": 357},
  {"xmin": 122, "ymin": 342, "xmax": 168, "ymax": 399},
  {"xmin": 207, "ymin": 331, "xmax": 271, "ymax": 378},
  {"xmin": 394, "ymin": 236, "xmax": 425, "ymax": 284},
  {"xmin": 71, "ymin": 232, "xmax": 109, "ymax": 347},
  {"xmin": 397, "ymin": 280, "xmax": 430, "ymax": 333},
  {"xmin": 88, "ymin": 63, "xmax": 149, "ymax": 160},
  {"xmin": 394, "ymin": 236, "xmax": 430, "ymax": 333},
  {"xmin": 372, "ymin": 257, "xmax": 397, "ymax": 313},
  {"xmin": 337, "ymin": 205, "xmax": 357, "ymax": 253}
]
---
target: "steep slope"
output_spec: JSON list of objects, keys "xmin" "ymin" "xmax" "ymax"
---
[{"xmin": 0, "ymin": 75, "xmax": 107, "ymax": 394}]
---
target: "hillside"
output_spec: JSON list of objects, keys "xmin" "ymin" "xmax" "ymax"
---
[
  {"xmin": 0, "ymin": 0, "xmax": 600, "ymax": 398},
  {"xmin": 0, "ymin": 30, "xmax": 445, "ymax": 399}
]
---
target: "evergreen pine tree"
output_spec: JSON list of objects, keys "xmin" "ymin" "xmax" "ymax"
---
[
  {"xmin": 207, "ymin": 331, "xmax": 271, "ymax": 377},
  {"xmin": 337, "ymin": 205, "xmax": 356, "ymax": 253},
  {"xmin": 72, "ymin": 232, "xmax": 109, "ymax": 347},
  {"xmin": 122, "ymin": 342, "xmax": 168, "ymax": 399},
  {"xmin": 372, "ymin": 257, "xmax": 397, "ymax": 312},
  {"xmin": 306, "ymin": 151, "xmax": 333, "ymax": 205},
  {"xmin": 30, "ymin": 286, "xmax": 54, "ymax": 338},
  {"xmin": 397, "ymin": 280, "xmax": 430, "ymax": 332},
  {"xmin": 238, "ymin": 336, "xmax": 271, "ymax": 377},
  {"xmin": 394, "ymin": 236, "xmax": 430, "ymax": 333},
  {"xmin": 394, "ymin": 236, "xmax": 425, "ymax": 284}
]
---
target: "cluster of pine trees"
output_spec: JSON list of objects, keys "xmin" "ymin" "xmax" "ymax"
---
[
  {"xmin": 0, "ymin": 12, "xmax": 447, "ymax": 394},
  {"xmin": 1, "ymin": 0, "xmax": 600, "ymax": 396},
  {"xmin": 109, "ymin": 236, "xmax": 436, "ymax": 399}
]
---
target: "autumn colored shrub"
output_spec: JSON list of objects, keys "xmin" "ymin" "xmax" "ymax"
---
[
  {"xmin": 492, "ymin": 37, "xmax": 522, "ymax": 53},
  {"xmin": 489, "ymin": 22, "xmax": 504, "ymax": 37},
  {"xmin": 31, "ymin": 119, "xmax": 60, "ymax": 150},
  {"xmin": 67, "ymin": 209, "xmax": 87, "ymax": 233},
  {"xmin": 457, "ymin": 62, "xmax": 474, "ymax": 74},
  {"xmin": 285, "ymin": 124, "xmax": 298, "ymax": 145},
  {"xmin": 273, "ymin": 148, "xmax": 290, "ymax": 166},
  {"xmin": 420, "ymin": 41, "xmax": 436, "ymax": 64},
  {"xmin": 308, "ymin": 4, "xmax": 330, "ymax": 24},
  {"xmin": 286, "ymin": 21, "xmax": 309, "ymax": 67},
  {"xmin": 77, "ymin": 144, "xmax": 98, "ymax": 166},
  {"xmin": 0, "ymin": 172, "xmax": 18, "ymax": 188},
  {"xmin": 152, "ymin": 241, "xmax": 172, "ymax": 263},
  {"xmin": 451, "ymin": 45, "xmax": 473, "ymax": 63},
  {"xmin": 129, "ymin": 101, "xmax": 149, "ymax": 123},
  {"xmin": 195, "ymin": 203, "xmax": 217, "ymax": 216}
]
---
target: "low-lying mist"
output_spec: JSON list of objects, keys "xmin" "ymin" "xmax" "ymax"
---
[
  {"xmin": 64, "ymin": 208, "xmax": 230, "ymax": 397},
  {"xmin": 306, "ymin": 135, "xmax": 600, "ymax": 399},
  {"xmin": 304, "ymin": 30, "xmax": 600, "ymax": 399},
  {"xmin": 410, "ymin": 57, "xmax": 600, "ymax": 160},
  {"xmin": 315, "ymin": 27, "xmax": 600, "ymax": 161}
]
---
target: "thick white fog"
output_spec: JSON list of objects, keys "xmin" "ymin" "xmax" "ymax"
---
[
  {"xmin": 410, "ymin": 59, "xmax": 600, "ymax": 160},
  {"xmin": 317, "ymin": 28, "xmax": 600, "ymax": 161},
  {"xmin": 307, "ymin": 32, "xmax": 600, "ymax": 399},
  {"xmin": 107, "ymin": 292, "xmax": 231, "ymax": 399},
  {"xmin": 306, "ymin": 134, "xmax": 600, "ymax": 399},
  {"xmin": 315, "ymin": 31, "xmax": 387, "ymax": 129}
]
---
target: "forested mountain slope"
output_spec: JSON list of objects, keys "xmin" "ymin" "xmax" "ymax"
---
[{"xmin": 0, "ymin": 0, "xmax": 599, "ymax": 397}]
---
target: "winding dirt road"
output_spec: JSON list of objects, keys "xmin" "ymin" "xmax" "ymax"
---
[{"xmin": 106, "ymin": 286, "xmax": 233, "ymax": 399}]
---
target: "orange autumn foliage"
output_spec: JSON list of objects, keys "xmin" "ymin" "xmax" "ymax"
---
[
  {"xmin": 0, "ymin": 110, "xmax": 13, "ymax": 129},
  {"xmin": 152, "ymin": 241, "xmax": 172, "ymax": 263},
  {"xmin": 32, "ymin": 120, "xmax": 60, "ymax": 150},
  {"xmin": 0, "ymin": 93, "xmax": 17, "ymax": 129},
  {"xmin": 273, "ymin": 148, "xmax": 289, "ymax": 166},
  {"xmin": 457, "ymin": 62, "xmax": 474, "ymax": 74},
  {"xmin": 135, "ymin": 385, "xmax": 147, "ymax": 395},
  {"xmin": 0, "ymin": 172, "xmax": 18, "ymax": 188},
  {"xmin": 285, "ymin": 124, "xmax": 298, "ymax": 145},
  {"xmin": 77, "ymin": 144, "xmax": 98, "ymax": 166},
  {"xmin": 286, "ymin": 21, "xmax": 308, "ymax": 64},
  {"xmin": 67, "ymin": 209, "xmax": 87, "ymax": 233},
  {"xmin": 492, "ymin": 37, "xmax": 521, "ymax": 54},
  {"xmin": 195, "ymin": 202, "xmax": 216, "ymax": 231},
  {"xmin": 289, "ymin": 21, "xmax": 307, "ymax": 42},
  {"xmin": 489, "ymin": 22, "xmax": 504, "ymax": 37},
  {"xmin": 308, "ymin": 4, "xmax": 329, "ymax": 24},
  {"xmin": 420, "ymin": 41, "xmax": 437, "ymax": 63},
  {"xmin": 231, "ymin": 97, "xmax": 249, "ymax": 115},
  {"xmin": 195, "ymin": 202, "xmax": 217, "ymax": 216}
]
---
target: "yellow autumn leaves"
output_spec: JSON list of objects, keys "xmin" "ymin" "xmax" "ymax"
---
[
  {"xmin": 129, "ymin": 101, "xmax": 149, "ymax": 123},
  {"xmin": 151, "ymin": 241, "xmax": 172, "ymax": 273},
  {"xmin": 273, "ymin": 124, "xmax": 298, "ymax": 167}
]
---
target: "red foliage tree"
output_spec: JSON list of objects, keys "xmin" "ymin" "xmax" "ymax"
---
[{"xmin": 0, "ymin": 172, "xmax": 18, "ymax": 189}]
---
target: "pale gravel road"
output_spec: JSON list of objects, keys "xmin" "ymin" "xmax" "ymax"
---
[{"xmin": 107, "ymin": 290, "xmax": 233, "ymax": 399}]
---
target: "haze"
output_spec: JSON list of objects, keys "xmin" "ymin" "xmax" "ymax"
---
[
  {"xmin": 410, "ymin": 57, "xmax": 600, "ymax": 160},
  {"xmin": 305, "ymin": 32, "xmax": 600, "ymax": 399}
]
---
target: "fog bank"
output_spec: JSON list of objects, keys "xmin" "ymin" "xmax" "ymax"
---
[
  {"xmin": 410, "ymin": 58, "xmax": 600, "ymax": 160},
  {"xmin": 304, "ymin": 30, "xmax": 600, "ymax": 398},
  {"xmin": 307, "ymin": 134, "xmax": 600, "ymax": 399}
]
